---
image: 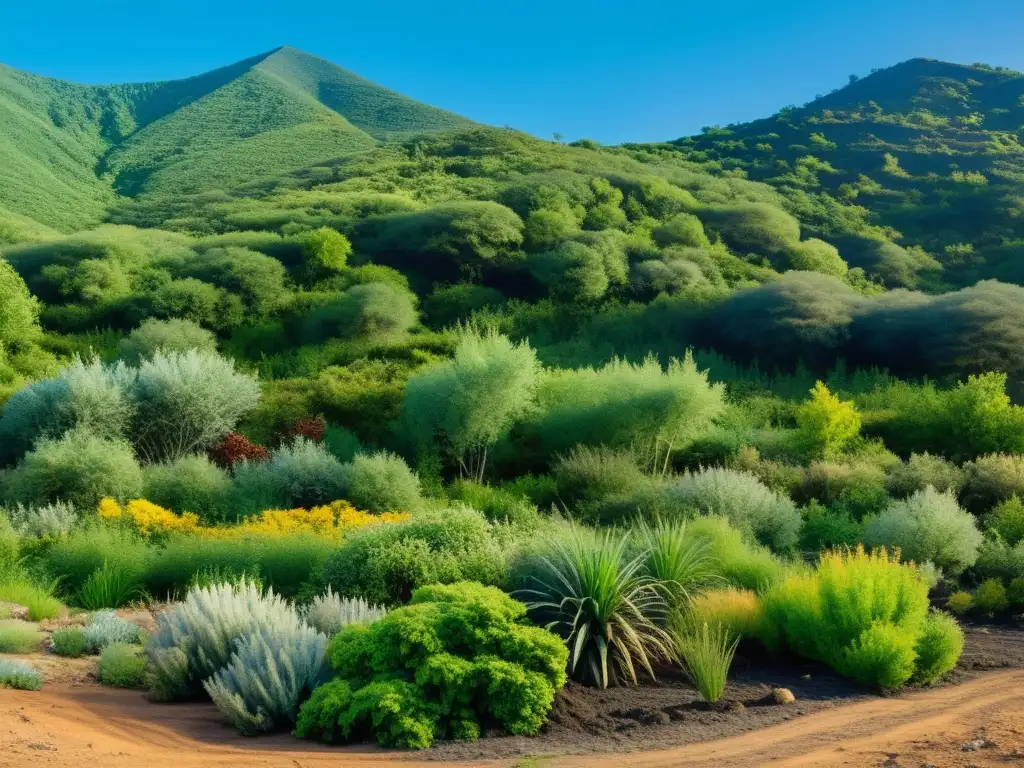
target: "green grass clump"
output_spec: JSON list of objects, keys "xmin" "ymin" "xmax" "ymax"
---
[
  {"xmin": 676, "ymin": 622, "xmax": 740, "ymax": 703},
  {"xmin": 0, "ymin": 659, "xmax": 43, "ymax": 690},
  {"xmin": 98, "ymin": 643, "xmax": 147, "ymax": 687},
  {"xmin": 76, "ymin": 562, "xmax": 145, "ymax": 610},
  {"xmin": 0, "ymin": 580, "xmax": 64, "ymax": 621},
  {"xmin": 50, "ymin": 627, "xmax": 87, "ymax": 657},
  {"xmin": 0, "ymin": 619, "xmax": 44, "ymax": 653}
]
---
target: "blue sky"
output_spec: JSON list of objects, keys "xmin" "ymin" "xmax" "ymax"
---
[{"xmin": 4, "ymin": 1, "xmax": 1024, "ymax": 144}]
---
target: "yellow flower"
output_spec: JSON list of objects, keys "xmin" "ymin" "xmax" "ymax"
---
[{"xmin": 97, "ymin": 497, "xmax": 123, "ymax": 520}]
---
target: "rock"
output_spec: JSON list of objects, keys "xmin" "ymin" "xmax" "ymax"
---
[
  {"xmin": 771, "ymin": 687, "xmax": 797, "ymax": 705},
  {"xmin": 0, "ymin": 601, "xmax": 29, "ymax": 621},
  {"xmin": 725, "ymin": 700, "xmax": 745, "ymax": 713}
]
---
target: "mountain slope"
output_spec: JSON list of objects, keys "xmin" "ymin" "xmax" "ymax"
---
[
  {"xmin": 651, "ymin": 58, "xmax": 1024, "ymax": 287},
  {"xmin": 0, "ymin": 47, "xmax": 474, "ymax": 229}
]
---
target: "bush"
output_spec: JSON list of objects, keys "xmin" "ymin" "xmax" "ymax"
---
[
  {"xmin": 680, "ymin": 588, "xmax": 766, "ymax": 644},
  {"xmin": 98, "ymin": 643, "xmax": 147, "ymax": 687},
  {"xmin": 633, "ymin": 517, "xmax": 716, "ymax": 604},
  {"xmin": 83, "ymin": 610, "xmax": 144, "ymax": 653},
  {"xmin": 7, "ymin": 427, "xmax": 143, "ymax": 509},
  {"xmin": 676, "ymin": 622, "xmax": 739, "ymax": 703},
  {"xmin": 669, "ymin": 467, "xmax": 802, "ymax": 552},
  {"xmin": 686, "ymin": 516, "xmax": 789, "ymax": 592},
  {"xmin": 294, "ymin": 583, "xmax": 567, "ymax": 749},
  {"xmin": 763, "ymin": 547, "xmax": 956, "ymax": 688},
  {"xmin": 863, "ymin": 487, "xmax": 982, "ymax": 574},
  {"xmin": 143, "ymin": 455, "xmax": 232, "ymax": 522},
  {"xmin": 0, "ymin": 620, "xmax": 43, "ymax": 652},
  {"xmin": 50, "ymin": 627, "xmax": 86, "ymax": 657},
  {"xmin": 974, "ymin": 537, "xmax": 1024, "ymax": 583},
  {"xmin": 301, "ymin": 587, "xmax": 387, "ymax": 637},
  {"xmin": 41, "ymin": 526, "xmax": 152, "ymax": 595},
  {"xmin": 302, "ymin": 283, "xmax": 418, "ymax": 345},
  {"xmin": 794, "ymin": 382, "xmax": 861, "ymax": 459},
  {"xmin": 77, "ymin": 563, "xmax": 144, "ymax": 610},
  {"xmin": 946, "ymin": 591, "xmax": 973, "ymax": 615},
  {"xmin": 913, "ymin": 612, "xmax": 964, "ymax": 684},
  {"xmin": 799, "ymin": 503, "xmax": 863, "ymax": 553},
  {"xmin": 316, "ymin": 507, "xmax": 506, "ymax": 605},
  {"xmin": 117, "ymin": 318, "xmax": 217, "ymax": 363},
  {"xmin": 553, "ymin": 445, "xmax": 653, "ymax": 508},
  {"xmin": 3, "ymin": 501, "xmax": 77, "ymax": 539},
  {"xmin": 886, "ymin": 453, "xmax": 964, "ymax": 498},
  {"xmin": 987, "ymin": 495, "xmax": 1024, "ymax": 547},
  {"xmin": 205, "ymin": 621, "xmax": 330, "ymax": 734},
  {"xmin": 515, "ymin": 525, "xmax": 672, "ymax": 688},
  {"xmin": 445, "ymin": 481, "xmax": 539, "ymax": 527},
  {"xmin": 339, "ymin": 452, "xmax": 422, "ymax": 513},
  {"xmin": 207, "ymin": 432, "xmax": 270, "ymax": 469},
  {"xmin": 0, "ymin": 580, "xmax": 64, "ymax": 621},
  {"xmin": 131, "ymin": 350, "xmax": 261, "ymax": 463},
  {"xmin": 146, "ymin": 580, "xmax": 298, "ymax": 701},
  {"xmin": 0, "ymin": 659, "xmax": 43, "ymax": 690},
  {"xmin": 1008, "ymin": 576, "xmax": 1024, "ymax": 607},
  {"xmin": 974, "ymin": 578, "xmax": 1009, "ymax": 616},
  {"xmin": 143, "ymin": 533, "xmax": 332, "ymax": 601},
  {"xmin": 231, "ymin": 439, "xmax": 347, "ymax": 515},
  {"xmin": 960, "ymin": 453, "xmax": 1024, "ymax": 514}
]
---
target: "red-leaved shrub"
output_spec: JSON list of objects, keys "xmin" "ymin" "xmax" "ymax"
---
[{"xmin": 207, "ymin": 432, "xmax": 271, "ymax": 468}]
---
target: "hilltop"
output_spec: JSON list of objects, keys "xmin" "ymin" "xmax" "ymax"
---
[
  {"xmin": 640, "ymin": 58, "xmax": 1024, "ymax": 287},
  {"xmin": 0, "ymin": 47, "xmax": 472, "ymax": 230}
]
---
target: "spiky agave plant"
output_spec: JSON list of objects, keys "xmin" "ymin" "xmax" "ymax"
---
[{"xmin": 518, "ymin": 524, "xmax": 673, "ymax": 689}]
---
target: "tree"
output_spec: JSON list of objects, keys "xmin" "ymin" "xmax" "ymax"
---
[
  {"xmin": 795, "ymin": 382, "xmax": 861, "ymax": 458},
  {"xmin": 403, "ymin": 327, "xmax": 540, "ymax": 480}
]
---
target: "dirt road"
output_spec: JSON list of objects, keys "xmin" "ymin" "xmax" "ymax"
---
[{"xmin": 1, "ymin": 670, "xmax": 1022, "ymax": 767}]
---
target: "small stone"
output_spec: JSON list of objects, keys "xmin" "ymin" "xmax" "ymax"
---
[
  {"xmin": 771, "ymin": 687, "xmax": 797, "ymax": 705},
  {"xmin": 725, "ymin": 700, "xmax": 745, "ymax": 713}
]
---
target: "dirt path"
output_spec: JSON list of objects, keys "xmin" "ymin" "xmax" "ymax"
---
[{"xmin": 1, "ymin": 669, "xmax": 1023, "ymax": 767}]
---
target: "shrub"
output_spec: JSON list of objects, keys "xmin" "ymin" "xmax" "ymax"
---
[
  {"xmin": 763, "ymin": 547, "xmax": 955, "ymax": 688},
  {"xmin": 632, "ymin": 517, "xmax": 716, "ymax": 603},
  {"xmin": 676, "ymin": 622, "xmax": 739, "ymax": 703},
  {"xmin": 143, "ymin": 455, "xmax": 232, "ymax": 522},
  {"xmin": 886, "ymin": 453, "xmax": 964, "ymax": 498},
  {"xmin": 945, "ymin": 591, "xmax": 974, "ymax": 616},
  {"xmin": 41, "ymin": 526, "xmax": 152, "ymax": 594},
  {"xmin": 795, "ymin": 382, "xmax": 861, "ymax": 459},
  {"xmin": 1008, "ymin": 576, "xmax": 1024, "ymax": 607},
  {"xmin": 669, "ymin": 467, "xmax": 802, "ymax": 552},
  {"xmin": 799, "ymin": 503, "xmax": 863, "ymax": 553},
  {"xmin": 143, "ymin": 533, "xmax": 332, "ymax": 601},
  {"xmin": 987, "ymin": 495, "xmax": 1024, "ymax": 547},
  {"xmin": 205, "ymin": 622, "xmax": 330, "ymax": 734},
  {"xmin": 316, "ymin": 506, "xmax": 507, "ymax": 605},
  {"xmin": 131, "ymin": 350, "xmax": 261, "ymax": 463},
  {"xmin": 974, "ymin": 537, "xmax": 1024, "ymax": 583},
  {"xmin": 77, "ymin": 563, "xmax": 144, "ymax": 610},
  {"xmin": 117, "ymin": 318, "xmax": 218, "ymax": 363},
  {"xmin": 3, "ymin": 501, "xmax": 77, "ymax": 539},
  {"xmin": 515, "ymin": 525, "xmax": 672, "ymax": 688},
  {"xmin": 294, "ymin": 583, "xmax": 567, "ymax": 749},
  {"xmin": 0, "ymin": 579, "xmax": 64, "ymax": 621},
  {"xmin": 553, "ymin": 444, "xmax": 653, "ymax": 508},
  {"xmin": 301, "ymin": 588, "xmax": 387, "ymax": 637},
  {"xmin": 0, "ymin": 620, "xmax": 43, "ymax": 652},
  {"xmin": 98, "ymin": 643, "xmax": 147, "ymax": 687},
  {"xmin": 339, "ymin": 452, "xmax": 422, "ymax": 513},
  {"xmin": 207, "ymin": 432, "xmax": 270, "ymax": 469},
  {"xmin": 146, "ymin": 580, "xmax": 298, "ymax": 700},
  {"xmin": 912, "ymin": 612, "xmax": 964, "ymax": 684},
  {"xmin": 83, "ymin": 610, "xmax": 144, "ymax": 653},
  {"xmin": 960, "ymin": 454, "xmax": 1024, "ymax": 514},
  {"xmin": 686, "ymin": 516, "xmax": 789, "ymax": 592},
  {"xmin": 0, "ymin": 659, "xmax": 43, "ymax": 690},
  {"xmin": 50, "ymin": 627, "xmax": 86, "ymax": 657},
  {"xmin": 863, "ymin": 487, "xmax": 982, "ymax": 574},
  {"xmin": 302, "ymin": 283, "xmax": 418, "ymax": 345},
  {"xmin": 680, "ymin": 588, "xmax": 766, "ymax": 644},
  {"xmin": 7, "ymin": 427, "xmax": 143, "ymax": 508},
  {"xmin": 974, "ymin": 578, "xmax": 1009, "ymax": 616},
  {"xmin": 231, "ymin": 439, "xmax": 347, "ymax": 515},
  {"xmin": 445, "ymin": 481, "xmax": 539, "ymax": 527}
]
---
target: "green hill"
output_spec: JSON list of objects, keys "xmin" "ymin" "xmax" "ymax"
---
[
  {"xmin": 644, "ymin": 58, "xmax": 1024, "ymax": 287},
  {"xmin": 0, "ymin": 47, "xmax": 473, "ymax": 230}
]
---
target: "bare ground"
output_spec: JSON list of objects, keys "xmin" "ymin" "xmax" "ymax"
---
[{"xmin": 0, "ymin": 625, "xmax": 1020, "ymax": 767}]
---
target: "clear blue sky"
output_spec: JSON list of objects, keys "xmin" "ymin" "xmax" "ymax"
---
[{"xmin": 4, "ymin": 0, "xmax": 1024, "ymax": 144}]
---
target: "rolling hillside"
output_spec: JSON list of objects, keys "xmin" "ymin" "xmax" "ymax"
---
[
  {"xmin": 0, "ymin": 47, "xmax": 473, "ymax": 231},
  {"xmin": 645, "ymin": 59, "xmax": 1024, "ymax": 287}
]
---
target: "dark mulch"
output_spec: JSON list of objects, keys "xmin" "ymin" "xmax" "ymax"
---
[{"xmin": 420, "ymin": 623, "xmax": 1024, "ymax": 762}]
